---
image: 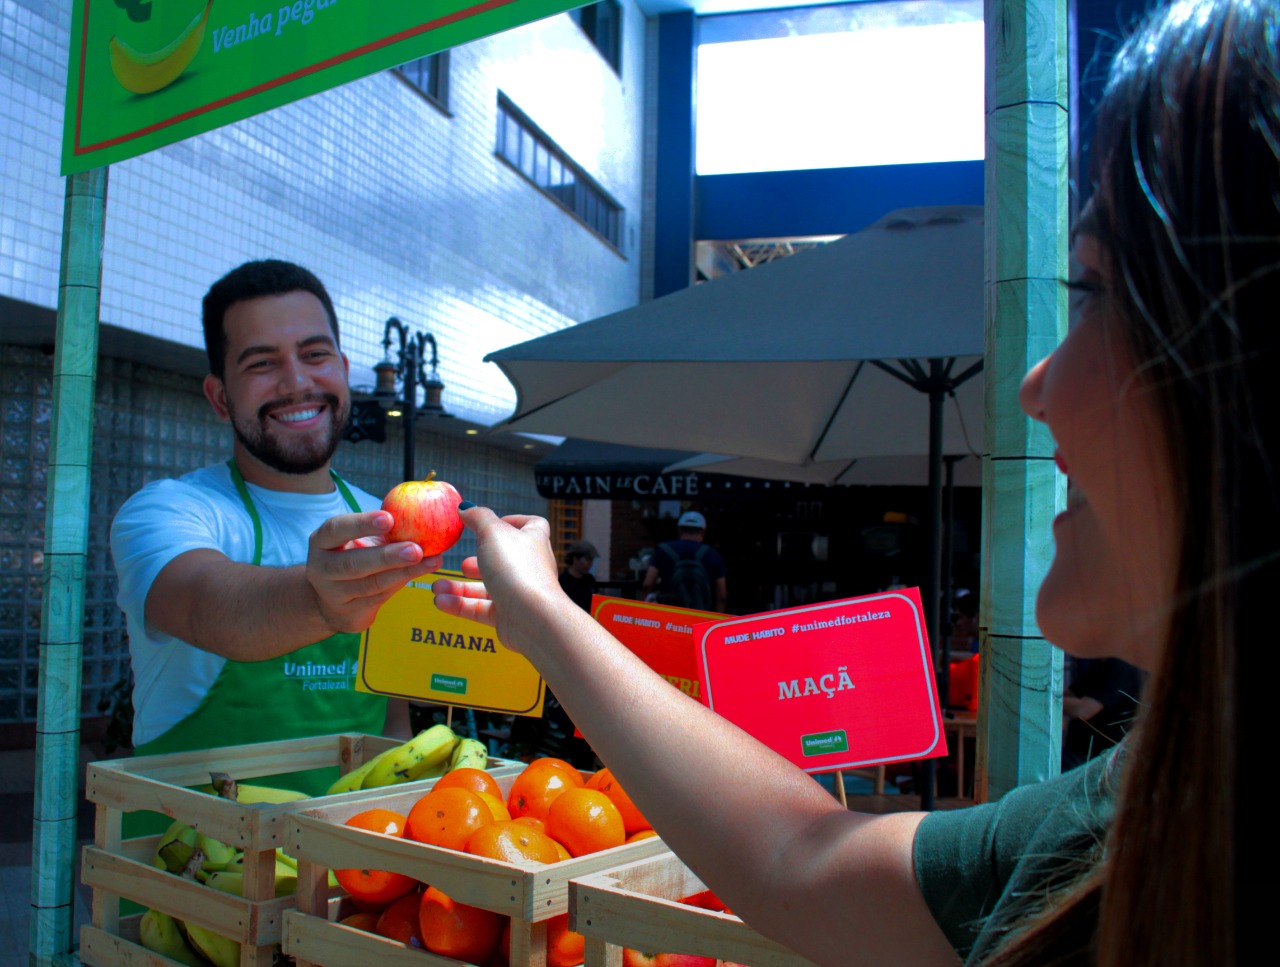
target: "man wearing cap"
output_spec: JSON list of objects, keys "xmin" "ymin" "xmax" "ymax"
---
[
  {"xmin": 558, "ymin": 540, "xmax": 600, "ymax": 612},
  {"xmin": 642, "ymin": 511, "xmax": 728, "ymax": 612}
]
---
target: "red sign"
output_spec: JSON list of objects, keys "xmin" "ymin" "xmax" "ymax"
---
[
  {"xmin": 589, "ymin": 596, "xmax": 723, "ymax": 703},
  {"xmin": 695, "ymin": 589, "xmax": 946, "ymax": 773}
]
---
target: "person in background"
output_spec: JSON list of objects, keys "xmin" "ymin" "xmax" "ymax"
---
[
  {"xmin": 434, "ymin": 2, "xmax": 1269, "ymax": 962},
  {"xmin": 558, "ymin": 540, "xmax": 599, "ymax": 612},
  {"xmin": 641, "ymin": 510, "xmax": 728, "ymax": 612},
  {"xmin": 111, "ymin": 260, "xmax": 438, "ymax": 789}
]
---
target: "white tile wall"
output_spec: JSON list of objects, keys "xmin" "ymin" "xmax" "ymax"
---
[
  {"xmin": 0, "ymin": 0, "xmax": 652, "ymax": 726},
  {"xmin": 1, "ymin": 0, "xmax": 649, "ymax": 426}
]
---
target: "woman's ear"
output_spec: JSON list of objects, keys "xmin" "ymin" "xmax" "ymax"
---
[{"xmin": 203, "ymin": 373, "xmax": 230, "ymax": 421}]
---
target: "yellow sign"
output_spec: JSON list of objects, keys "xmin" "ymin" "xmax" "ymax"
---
[{"xmin": 357, "ymin": 572, "xmax": 545, "ymax": 716}]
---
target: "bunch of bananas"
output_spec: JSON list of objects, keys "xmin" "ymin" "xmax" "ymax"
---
[
  {"xmin": 137, "ymin": 731, "xmax": 492, "ymax": 964},
  {"xmin": 139, "ymin": 776, "xmax": 309, "ymax": 966},
  {"xmin": 325, "ymin": 724, "xmax": 490, "ymax": 795}
]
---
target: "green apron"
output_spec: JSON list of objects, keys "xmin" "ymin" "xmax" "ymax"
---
[{"xmin": 132, "ymin": 460, "xmax": 388, "ymax": 794}]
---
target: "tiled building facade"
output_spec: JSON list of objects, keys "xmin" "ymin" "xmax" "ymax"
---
[{"xmin": 0, "ymin": 0, "xmax": 651, "ymax": 730}]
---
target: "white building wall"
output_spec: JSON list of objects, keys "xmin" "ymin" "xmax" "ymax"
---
[
  {"xmin": 0, "ymin": 0, "xmax": 650, "ymax": 727},
  {"xmin": 2, "ymin": 0, "xmax": 648, "ymax": 425}
]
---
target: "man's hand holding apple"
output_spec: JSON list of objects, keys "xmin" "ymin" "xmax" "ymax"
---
[{"xmin": 306, "ymin": 509, "xmax": 443, "ymax": 634}]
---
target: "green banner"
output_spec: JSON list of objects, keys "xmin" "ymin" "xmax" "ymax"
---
[{"xmin": 62, "ymin": 0, "xmax": 586, "ymax": 174}]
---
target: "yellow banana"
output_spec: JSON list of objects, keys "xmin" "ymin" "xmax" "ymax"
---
[
  {"xmin": 109, "ymin": 0, "xmax": 213, "ymax": 95},
  {"xmin": 325, "ymin": 754, "xmax": 383, "ymax": 795},
  {"xmin": 411, "ymin": 757, "xmax": 452, "ymax": 782},
  {"xmin": 180, "ymin": 921, "xmax": 241, "ymax": 967},
  {"xmin": 154, "ymin": 820, "xmax": 237, "ymax": 873},
  {"xmin": 447, "ymin": 737, "xmax": 490, "ymax": 773},
  {"xmin": 204, "ymin": 869, "xmax": 298, "ymax": 899},
  {"xmin": 154, "ymin": 820, "xmax": 197, "ymax": 873},
  {"xmin": 202, "ymin": 774, "xmax": 308, "ymax": 803},
  {"xmin": 139, "ymin": 909, "xmax": 205, "ymax": 967},
  {"xmin": 275, "ymin": 847, "xmax": 299, "ymax": 870},
  {"xmin": 220, "ymin": 852, "xmax": 298, "ymax": 884},
  {"xmin": 361, "ymin": 724, "xmax": 459, "ymax": 789},
  {"xmin": 231, "ymin": 783, "xmax": 308, "ymax": 804}
]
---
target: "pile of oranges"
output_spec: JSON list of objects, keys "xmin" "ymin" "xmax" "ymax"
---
[{"xmin": 332, "ymin": 757, "xmax": 655, "ymax": 966}]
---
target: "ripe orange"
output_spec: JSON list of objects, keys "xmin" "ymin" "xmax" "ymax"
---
[
  {"xmin": 406, "ymin": 787, "xmax": 493, "ymax": 851},
  {"xmin": 512, "ymin": 815, "xmax": 547, "ymax": 832},
  {"xmin": 338, "ymin": 911, "xmax": 381, "ymax": 932},
  {"xmin": 418, "ymin": 885, "xmax": 501, "ymax": 963},
  {"xmin": 333, "ymin": 866, "xmax": 417, "ymax": 908},
  {"xmin": 589, "ymin": 767, "xmax": 650, "ymax": 834},
  {"xmin": 682, "ymin": 890, "xmax": 728, "ymax": 912},
  {"xmin": 477, "ymin": 790, "xmax": 512, "ymax": 822},
  {"xmin": 532, "ymin": 757, "xmax": 586, "ymax": 788},
  {"xmin": 545, "ymin": 788, "xmax": 625, "ymax": 857},
  {"xmin": 345, "ymin": 808, "xmax": 407, "ymax": 836},
  {"xmin": 333, "ymin": 809, "xmax": 417, "ymax": 907},
  {"xmin": 466, "ymin": 820, "xmax": 562, "ymax": 864},
  {"xmin": 431, "ymin": 767, "xmax": 502, "ymax": 800},
  {"xmin": 375, "ymin": 890, "xmax": 425, "ymax": 947},
  {"xmin": 625, "ymin": 828, "xmax": 659, "ymax": 843},
  {"xmin": 507, "ymin": 761, "xmax": 580, "ymax": 822},
  {"xmin": 552, "ymin": 839, "xmax": 573, "ymax": 862},
  {"xmin": 546, "ymin": 912, "xmax": 586, "ymax": 967}
]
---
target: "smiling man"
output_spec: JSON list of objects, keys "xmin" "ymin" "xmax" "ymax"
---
[{"xmin": 111, "ymin": 261, "xmax": 436, "ymax": 784}]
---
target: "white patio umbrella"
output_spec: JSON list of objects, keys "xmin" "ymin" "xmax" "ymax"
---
[
  {"xmin": 661, "ymin": 449, "xmax": 983, "ymax": 488},
  {"xmin": 486, "ymin": 204, "xmax": 985, "ymax": 808},
  {"xmin": 485, "ymin": 205, "xmax": 984, "ymax": 465}
]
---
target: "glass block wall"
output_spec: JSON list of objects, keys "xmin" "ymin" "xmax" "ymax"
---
[{"xmin": 0, "ymin": 343, "xmax": 544, "ymax": 726}]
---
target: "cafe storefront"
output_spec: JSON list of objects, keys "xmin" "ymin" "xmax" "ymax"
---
[{"xmin": 535, "ymin": 440, "xmax": 981, "ymax": 616}]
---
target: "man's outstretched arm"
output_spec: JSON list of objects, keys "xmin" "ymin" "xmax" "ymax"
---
[{"xmin": 146, "ymin": 509, "xmax": 441, "ymax": 661}]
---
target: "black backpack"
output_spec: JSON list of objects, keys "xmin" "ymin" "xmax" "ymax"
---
[{"xmin": 659, "ymin": 542, "xmax": 713, "ymax": 611}]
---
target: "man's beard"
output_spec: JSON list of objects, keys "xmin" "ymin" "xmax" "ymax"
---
[{"xmin": 228, "ymin": 393, "xmax": 348, "ymax": 476}]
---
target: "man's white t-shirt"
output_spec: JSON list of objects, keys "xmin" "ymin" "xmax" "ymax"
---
[{"xmin": 110, "ymin": 463, "xmax": 381, "ymax": 746}]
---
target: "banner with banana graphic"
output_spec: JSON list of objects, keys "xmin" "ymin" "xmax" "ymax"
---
[
  {"xmin": 357, "ymin": 570, "xmax": 547, "ymax": 715},
  {"xmin": 62, "ymin": 0, "xmax": 588, "ymax": 174}
]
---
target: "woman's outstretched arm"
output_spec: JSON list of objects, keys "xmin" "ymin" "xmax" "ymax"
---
[{"xmin": 433, "ymin": 507, "xmax": 957, "ymax": 967}]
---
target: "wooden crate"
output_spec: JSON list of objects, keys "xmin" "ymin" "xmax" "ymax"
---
[
  {"xmin": 283, "ymin": 772, "xmax": 670, "ymax": 967},
  {"xmin": 80, "ymin": 731, "xmax": 523, "ymax": 967},
  {"xmin": 570, "ymin": 852, "xmax": 820, "ymax": 967}
]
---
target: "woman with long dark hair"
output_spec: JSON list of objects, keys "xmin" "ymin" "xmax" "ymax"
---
[{"xmin": 433, "ymin": 1, "xmax": 1273, "ymax": 961}]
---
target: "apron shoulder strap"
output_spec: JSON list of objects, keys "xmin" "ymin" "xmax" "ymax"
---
[
  {"xmin": 227, "ymin": 460, "xmax": 264, "ymax": 566},
  {"xmin": 330, "ymin": 471, "xmax": 363, "ymax": 514},
  {"xmin": 227, "ymin": 461, "xmax": 362, "ymax": 563}
]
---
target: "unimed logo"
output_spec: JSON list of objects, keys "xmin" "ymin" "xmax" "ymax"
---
[
  {"xmin": 801, "ymin": 730, "xmax": 849, "ymax": 756},
  {"xmin": 431, "ymin": 674, "xmax": 467, "ymax": 695}
]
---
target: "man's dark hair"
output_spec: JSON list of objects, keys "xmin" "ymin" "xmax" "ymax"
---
[{"xmin": 201, "ymin": 260, "xmax": 340, "ymax": 379}]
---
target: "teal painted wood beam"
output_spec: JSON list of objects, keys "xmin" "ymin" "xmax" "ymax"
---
[
  {"xmin": 31, "ymin": 167, "xmax": 108, "ymax": 967},
  {"xmin": 978, "ymin": 0, "xmax": 1068, "ymax": 800}
]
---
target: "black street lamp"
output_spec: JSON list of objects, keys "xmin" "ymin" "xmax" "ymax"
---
[{"xmin": 376, "ymin": 317, "xmax": 448, "ymax": 481}]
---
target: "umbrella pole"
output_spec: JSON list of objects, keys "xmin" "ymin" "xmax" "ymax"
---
[
  {"xmin": 920, "ymin": 363, "xmax": 946, "ymax": 810},
  {"xmin": 941, "ymin": 456, "xmax": 960, "ymax": 709}
]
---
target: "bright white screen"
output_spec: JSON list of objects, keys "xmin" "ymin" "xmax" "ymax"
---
[{"xmin": 696, "ymin": 21, "xmax": 984, "ymax": 175}]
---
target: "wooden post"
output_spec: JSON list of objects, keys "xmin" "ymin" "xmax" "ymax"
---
[
  {"xmin": 978, "ymin": 0, "xmax": 1068, "ymax": 801},
  {"xmin": 31, "ymin": 166, "xmax": 108, "ymax": 966}
]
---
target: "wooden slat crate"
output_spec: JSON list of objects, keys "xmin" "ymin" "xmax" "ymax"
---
[
  {"xmin": 570, "ymin": 852, "xmax": 821, "ymax": 967},
  {"xmin": 282, "ymin": 772, "xmax": 670, "ymax": 967},
  {"xmin": 80, "ymin": 731, "xmax": 523, "ymax": 967}
]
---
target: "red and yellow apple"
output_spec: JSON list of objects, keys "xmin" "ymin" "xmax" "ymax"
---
[{"xmin": 381, "ymin": 471, "xmax": 465, "ymax": 556}]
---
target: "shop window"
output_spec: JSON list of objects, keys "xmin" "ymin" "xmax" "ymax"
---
[
  {"xmin": 570, "ymin": 0, "xmax": 622, "ymax": 74},
  {"xmin": 394, "ymin": 51, "xmax": 450, "ymax": 113},
  {"xmin": 495, "ymin": 94, "xmax": 624, "ymax": 251}
]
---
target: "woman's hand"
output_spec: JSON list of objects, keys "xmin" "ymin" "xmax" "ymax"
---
[{"xmin": 431, "ymin": 505, "xmax": 565, "ymax": 654}]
